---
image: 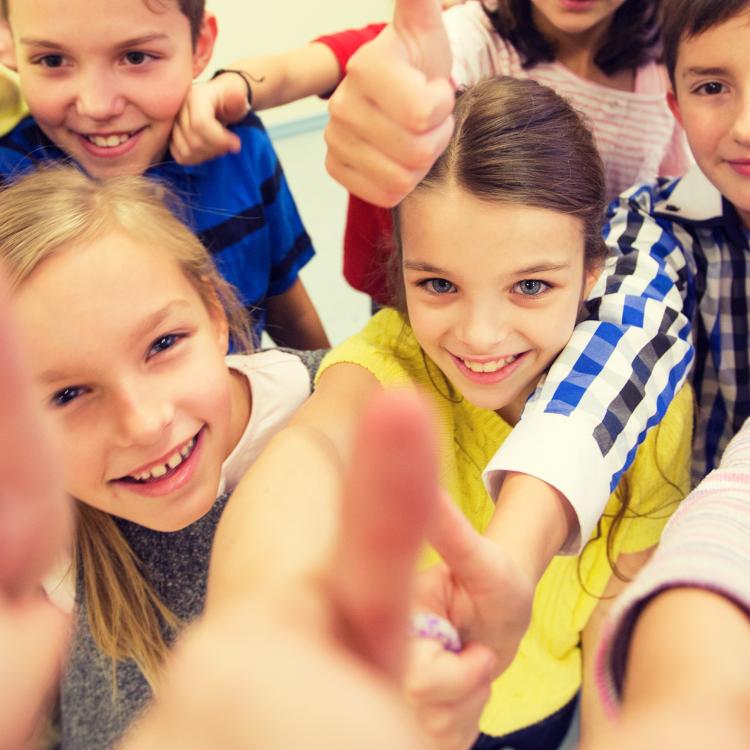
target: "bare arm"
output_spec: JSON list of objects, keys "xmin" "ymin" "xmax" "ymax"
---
[
  {"xmin": 171, "ymin": 42, "xmax": 341, "ymax": 165},
  {"xmin": 207, "ymin": 362, "xmax": 381, "ymax": 607},
  {"xmin": 264, "ymin": 278, "xmax": 330, "ymax": 350}
]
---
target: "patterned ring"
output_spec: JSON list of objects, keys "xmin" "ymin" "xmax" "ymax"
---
[{"xmin": 409, "ymin": 612, "xmax": 463, "ymax": 653}]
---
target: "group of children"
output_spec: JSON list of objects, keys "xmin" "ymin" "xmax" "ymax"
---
[{"xmin": 0, "ymin": 0, "xmax": 748, "ymax": 749}]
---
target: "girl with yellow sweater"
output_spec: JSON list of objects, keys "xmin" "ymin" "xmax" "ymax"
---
[{"xmin": 211, "ymin": 76, "xmax": 692, "ymax": 750}]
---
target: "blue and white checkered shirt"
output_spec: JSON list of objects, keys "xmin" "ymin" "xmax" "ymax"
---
[
  {"xmin": 485, "ymin": 171, "xmax": 699, "ymax": 551},
  {"xmin": 607, "ymin": 165, "xmax": 749, "ymax": 483}
]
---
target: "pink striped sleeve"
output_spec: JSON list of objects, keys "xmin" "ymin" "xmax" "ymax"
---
[{"xmin": 595, "ymin": 419, "xmax": 750, "ymax": 715}]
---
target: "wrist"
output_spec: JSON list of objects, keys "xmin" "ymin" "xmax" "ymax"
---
[{"xmin": 211, "ymin": 68, "xmax": 256, "ymax": 109}]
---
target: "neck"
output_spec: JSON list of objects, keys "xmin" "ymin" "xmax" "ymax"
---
[
  {"xmin": 532, "ymin": 8, "xmax": 628, "ymax": 87},
  {"xmin": 495, "ymin": 376, "xmax": 541, "ymax": 426},
  {"xmin": 227, "ymin": 366, "xmax": 252, "ymax": 456}
]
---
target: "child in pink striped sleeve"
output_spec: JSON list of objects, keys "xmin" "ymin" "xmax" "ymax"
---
[
  {"xmin": 590, "ymin": 418, "xmax": 750, "ymax": 749},
  {"xmin": 444, "ymin": 0, "xmax": 691, "ymax": 200}
]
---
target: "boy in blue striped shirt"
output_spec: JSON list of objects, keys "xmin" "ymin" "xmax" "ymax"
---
[{"xmin": 0, "ymin": 0, "xmax": 328, "ymax": 349}]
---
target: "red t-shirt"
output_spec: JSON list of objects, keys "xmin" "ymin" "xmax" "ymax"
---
[{"xmin": 316, "ymin": 24, "xmax": 395, "ymax": 305}]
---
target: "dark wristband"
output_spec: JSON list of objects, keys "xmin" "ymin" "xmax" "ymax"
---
[{"xmin": 211, "ymin": 68, "xmax": 256, "ymax": 109}]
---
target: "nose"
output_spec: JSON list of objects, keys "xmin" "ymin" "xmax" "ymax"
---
[
  {"xmin": 75, "ymin": 69, "xmax": 126, "ymax": 122},
  {"xmin": 456, "ymin": 300, "xmax": 510, "ymax": 354},
  {"xmin": 112, "ymin": 384, "xmax": 175, "ymax": 449}
]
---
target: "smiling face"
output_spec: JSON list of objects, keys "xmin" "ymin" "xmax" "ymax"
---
[
  {"xmin": 668, "ymin": 10, "xmax": 750, "ymax": 227},
  {"xmin": 530, "ymin": 0, "xmax": 627, "ymax": 41},
  {"xmin": 400, "ymin": 184, "xmax": 596, "ymax": 423},
  {"xmin": 13, "ymin": 228, "xmax": 249, "ymax": 531},
  {"xmin": 6, "ymin": 0, "xmax": 215, "ymax": 178}
]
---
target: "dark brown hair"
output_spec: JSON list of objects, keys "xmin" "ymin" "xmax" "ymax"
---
[
  {"xmin": 484, "ymin": 0, "xmax": 661, "ymax": 75},
  {"xmin": 661, "ymin": 0, "xmax": 750, "ymax": 84},
  {"xmin": 391, "ymin": 76, "xmax": 608, "ymax": 310},
  {"xmin": 2, "ymin": 0, "xmax": 205, "ymax": 44}
]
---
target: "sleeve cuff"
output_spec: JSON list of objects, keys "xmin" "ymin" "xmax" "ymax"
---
[{"xmin": 483, "ymin": 412, "xmax": 611, "ymax": 554}]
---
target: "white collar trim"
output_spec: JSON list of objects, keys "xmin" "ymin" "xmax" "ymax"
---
[{"xmin": 654, "ymin": 163, "xmax": 724, "ymax": 221}]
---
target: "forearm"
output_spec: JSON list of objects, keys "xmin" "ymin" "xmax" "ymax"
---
[
  {"xmin": 265, "ymin": 278, "xmax": 330, "ymax": 349},
  {"xmin": 485, "ymin": 472, "xmax": 574, "ymax": 583},
  {"xmin": 207, "ymin": 364, "xmax": 380, "ymax": 609},
  {"xmin": 227, "ymin": 42, "xmax": 342, "ymax": 111},
  {"xmin": 620, "ymin": 588, "xmax": 750, "ymax": 733}
]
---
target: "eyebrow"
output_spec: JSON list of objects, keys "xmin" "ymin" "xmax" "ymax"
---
[
  {"xmin": 403, "ymin": 260, "xmax": 572, "ymax": 275},
  {"xmin": 682, "ymin": 66, "xmax": 730, "ymax": 78},
  {"xmin": 128, "ymin": 300, "xmax": 190, "ymax": 349},
  {"xmin": 36, "ymin": 300, "xmax": 190, "ymax": 385},
  {"xmin": 20, "ymin": 33, "xmax": 170, "ymax": 49}
]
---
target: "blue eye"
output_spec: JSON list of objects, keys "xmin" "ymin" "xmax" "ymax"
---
[
  {"xmin": 515, "ymin": 279, "xmax": 548, "ymax": 296},
  {"xmin": 148, "ymin": 333, "xmax": 183, "ymax": 358},
  {"xmin": 51, "ymin": 386, "xmax": 85, "ymax": 407},
  {"xmin": 420, "ymin": 278, "xmax": 456, "ymax": 295}
]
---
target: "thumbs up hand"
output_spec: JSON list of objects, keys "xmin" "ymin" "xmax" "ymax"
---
[{"xmin": 325, "ymin": 0, "xmax": 456, "ymax": 207}]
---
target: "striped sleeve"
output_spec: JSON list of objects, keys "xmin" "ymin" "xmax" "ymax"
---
[
  {"xmin": 484, "ymin": 180, "xmax": 694, "ymax": 552},
  {"xmin": 595, "ymin": 418, "xmax": 750, "ymax": 714}
]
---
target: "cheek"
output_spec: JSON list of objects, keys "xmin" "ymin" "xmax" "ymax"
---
[{"xmin": 21, "ymin": 80, "xmax": 69, "ymax": 126}]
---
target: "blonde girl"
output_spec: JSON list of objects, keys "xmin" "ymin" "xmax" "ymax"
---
[
  {"xmin": 209, "ymin": 77, "xmax": 692, "ymax": 750},
  {"xmin": 0, "ymin": 165, "xmax": 318, "ymax": 750}
]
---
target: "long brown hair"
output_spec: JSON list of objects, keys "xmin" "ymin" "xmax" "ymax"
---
[
  {"xmin": 0, "ymin": 165, "xmax": 252, "ymax": 687},
  {"xmin": 483, "ymin": 0, "xmax": 662, "ymax": 75}
]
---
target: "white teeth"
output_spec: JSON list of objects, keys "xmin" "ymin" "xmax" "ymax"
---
[
  {"xmin": 180, "ymin": 438, "xmax": 195, "ymax": 458},
  {"xmin": 166, "ymin": 452, "xmax": 183, "ymax": 470},
  {"xmin": 462, "ymin": 355, "xmax": 517, "ymax": 373},
  {"xmin": 87, "ymin": 133, "xmax": 130, "ymax": 148},
  {"xmin": 128, "ymin": 436, "xmax": 197, "ymax": 482}
]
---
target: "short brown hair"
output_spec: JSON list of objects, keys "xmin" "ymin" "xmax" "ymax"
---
[
  {"xmin": 391, "ymin": 76, "xmax": 608, "ymax": 310},
  {"xmin": 484, "ymin": 0, "xmax": 661, "ymax": 76},
  {"xmin": 2, "ymin": 0, "xmax": 205, "ymax": 45},
  {"xmin": 662, "ymin": 0, "xmax": 750, "ymax": 85}
]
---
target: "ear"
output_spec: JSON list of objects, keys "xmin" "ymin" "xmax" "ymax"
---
[
  {"xmin": 582, "ymin": 262, "xmax": 602, "ymax": 302},
  {"xmin": 0, "ymin": 20, "xmax": 17, "ymax": 70},
  {"xmin": 191, "ymin": 11, "xmax": 217, "ymax": 79},
  {"xmin": 667, "ymin": 88, "xmax": 683, "ymax": 127}
]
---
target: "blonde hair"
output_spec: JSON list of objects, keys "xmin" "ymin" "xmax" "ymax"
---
[{"xmin": 0, "ymin": 164, "xmax": 252, "ymax": 687}]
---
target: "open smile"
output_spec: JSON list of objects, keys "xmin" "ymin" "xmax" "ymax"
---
[
  {"xmin": 450, "ymin": 351, "xmax": 528, "ymax": 384},
  {"xmin": 74, "ymin": 126, "xmax": 147, "ymax": 157},
  {"xmin": 111, "ymin": 427, "xmax": 205, "ymax": 497}
]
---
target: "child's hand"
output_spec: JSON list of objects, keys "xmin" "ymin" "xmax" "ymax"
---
[
  {"xmin": 170, "ymin": 76, "xmax": 249, "ymax": 166},
  {"xmin": 325, "ymin": 0, "xmax": 455, "ymax": 207},
  {"xmin": 0, "ymin": 267, "xmax": 72, "ymax": 750},
  {"xmin": 123, "ymin": 391, "xmax": 442, "ymax": 750},
  {"xmin": 405, "ymin": 637, "xmax": 496, "ymax": 750},
  {"xmin": 417, "ymin": 492, "xmax": 535, "ymax": 673}
]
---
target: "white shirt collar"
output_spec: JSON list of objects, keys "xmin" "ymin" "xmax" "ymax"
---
[{"xmin": 653, "ymin": 162, "xmax": 724, "ymax": 221}]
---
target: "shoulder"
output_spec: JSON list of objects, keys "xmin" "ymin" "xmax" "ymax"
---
[
  {"xmin": 318, "ymin": 309, "xmax": 423, "ymax": 387},
  {"xmin": 624, "ymin": 385, "xmax": 694, "ymax": 504},
  {"xmin": 0, "ymin": 116, "xmax": 64, "ymax": 178},
  {"xmin": 229, "ymin": 349, "xmax": 312, "ymax": 405}
]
